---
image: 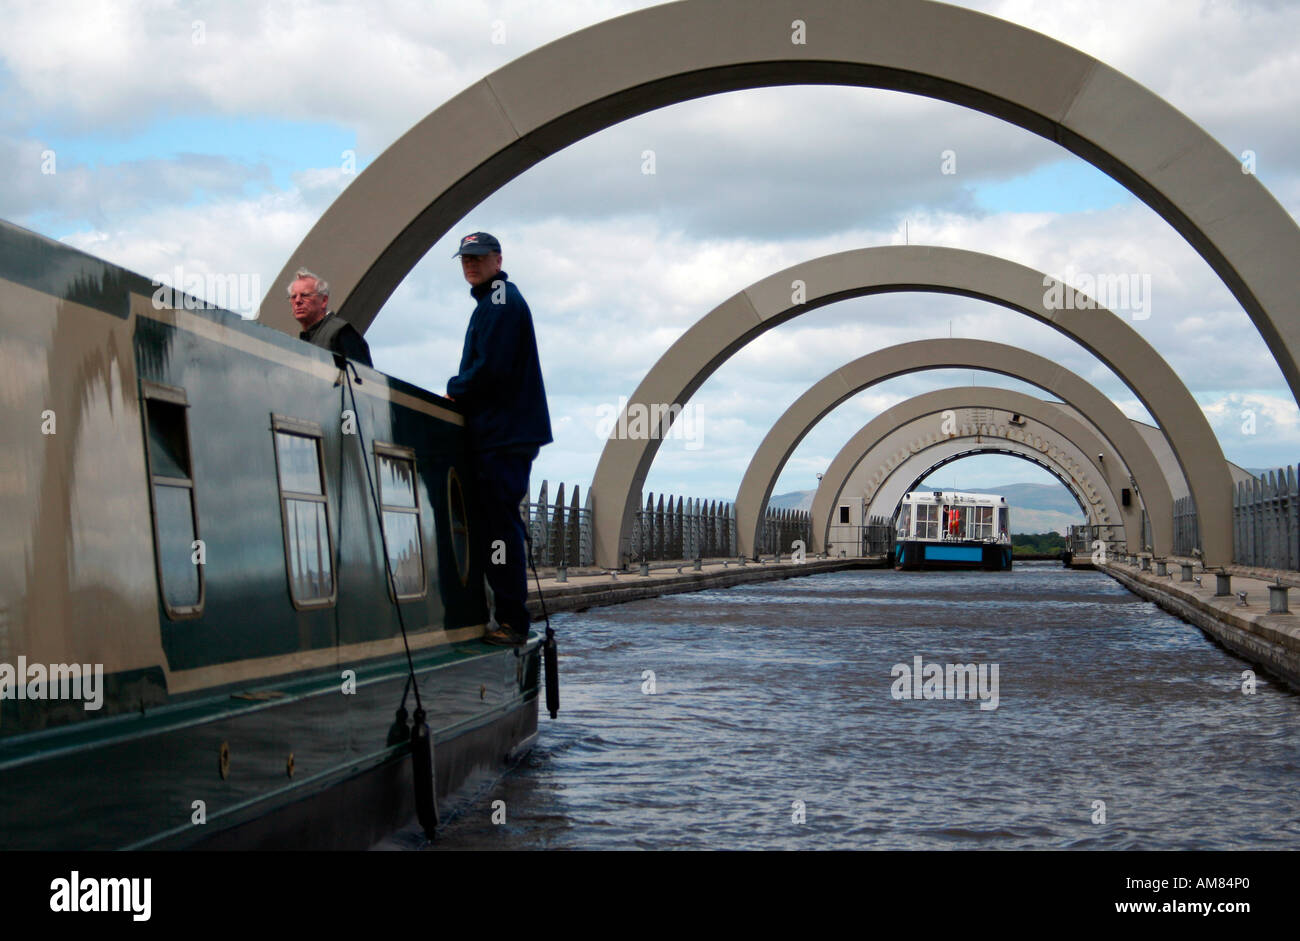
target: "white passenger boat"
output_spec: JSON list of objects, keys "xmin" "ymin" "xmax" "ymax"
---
[{"xmin": 894, "ymin": 490, "xmax": 1013, "ymax": 571}]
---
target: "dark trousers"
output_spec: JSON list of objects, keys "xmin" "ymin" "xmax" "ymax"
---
[{"xmin": 469, "ymin": 449, "xmax": 533, "ymax": 630}]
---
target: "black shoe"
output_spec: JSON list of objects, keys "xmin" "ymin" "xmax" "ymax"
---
[{"xmin": 482, "ymin": 623, "xmax": 527, "ymax": 646}]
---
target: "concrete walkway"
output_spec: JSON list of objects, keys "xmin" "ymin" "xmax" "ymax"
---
[
  {"xmin": 524, "ymin": 556, "xmax": 886, "ymax": 616},
  {"xmin": 1101, "ymin": 556, "xmax": 1300, "ymax": 690}
]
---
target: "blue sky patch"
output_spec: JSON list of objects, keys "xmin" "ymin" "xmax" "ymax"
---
[
  {"xmin": 32, "ymin": 114, "xmax": 362, "ymax": 191},
  {"xmin": 973, "ymin": 159, "xmax": 1134, "ymax": 214}
]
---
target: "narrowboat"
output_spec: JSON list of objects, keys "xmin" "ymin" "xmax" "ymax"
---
[
  {"xmin": 894, "ymin": 490, "xmax": 1013, "ymax": 571},
  {"xmin": 0, "ymin": 219, "xmax": 549, "ymax": 850}
]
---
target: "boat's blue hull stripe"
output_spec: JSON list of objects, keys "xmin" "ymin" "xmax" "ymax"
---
[{"xmin": 924, "ymin": 545, "xmax": 985, "ymax": 562}]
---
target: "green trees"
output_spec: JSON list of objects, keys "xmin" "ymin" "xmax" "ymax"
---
[{"xmin": 1011, "ymin": 532, "xmax": 1067, "ymax": 555}]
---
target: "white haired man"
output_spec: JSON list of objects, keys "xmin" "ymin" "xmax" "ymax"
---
[{"xmin": 288, "ymin": 269, "xmax": 372, "ymax": 367}]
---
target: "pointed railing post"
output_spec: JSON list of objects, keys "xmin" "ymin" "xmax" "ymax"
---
[
  {"xmin": 551, "ymin": 482, "xmax": 566, "ymax": 570},
  {"xmin": 581, "ymin": 489, "xmax": 594, "ymax": 566}
]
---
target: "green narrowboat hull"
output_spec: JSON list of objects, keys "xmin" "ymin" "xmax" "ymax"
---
[{"xmin": 0, "ymin": 219, "xmax": 543, "ymax": 849}]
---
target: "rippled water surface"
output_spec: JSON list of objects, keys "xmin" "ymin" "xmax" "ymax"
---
[{"xmin": 420, "ymin": 562, "xmax": 1300, "ymax": 850}]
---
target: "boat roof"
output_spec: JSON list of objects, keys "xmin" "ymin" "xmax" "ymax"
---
[{"xmin": 902, "ymin": 490, "xmax": 1007, "ymax": 504}]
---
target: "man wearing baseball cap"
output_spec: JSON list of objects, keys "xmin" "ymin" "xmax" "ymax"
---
[{"xmin": 447, "ymin": 232, "xmax": 552, "ymax": 645}]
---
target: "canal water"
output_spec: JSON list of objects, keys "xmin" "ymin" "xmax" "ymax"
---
[{"xmin": 411, "ymin": 561, "xmax": 1300, "ymax": 850}]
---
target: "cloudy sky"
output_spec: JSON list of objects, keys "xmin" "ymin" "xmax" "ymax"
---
[{"xmin": 5, "ymin": 0, "xmax": 1299, "ymax": 509}]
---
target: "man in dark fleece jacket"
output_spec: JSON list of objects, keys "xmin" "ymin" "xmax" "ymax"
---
[{"xmin": 446, "ymin": 232, "xmax": 552, "ymax": 645}]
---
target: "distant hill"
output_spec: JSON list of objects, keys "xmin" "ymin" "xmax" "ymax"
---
[
  {"xmin": 919, "ymin": 482, "xmax": 1082, "ymax": 517},
  {"xmin": 1005, "ymin": 508, "xmax": 1085, "ymax": 535},
  {"xmin": 768, "ymin": 489, "xmax": 815, "ymax": 511},
  {"xmin": 767, "ymin": 482, "xmax": 1087, "ymax": 535}
]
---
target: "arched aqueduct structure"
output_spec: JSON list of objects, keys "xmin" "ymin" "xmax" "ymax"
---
[
  {"xmin": 260, "ymin": 0, "xmax": 1300, "ymax": 571},
  {"xmin": 806, "ymin": 389, "xmax": 1132, "ymax": 550},
  {"xmin": 845, "ymin": 437, "xmax": 1120, "ymax": 551},
  {"xmin": 589, "ymin": 251, "xmax": 1233, "ymax": 567},
  {"xmin": 832, "ymin": 410, "xmax": 1255, "ymax": 558},
  {"xmin": 731, "ymin": 338, "xmax": 1178, "ymax": 559}
]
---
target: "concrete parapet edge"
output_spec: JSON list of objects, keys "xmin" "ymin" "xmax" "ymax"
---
[
  {"xmin": 524, "ymin": 557, "xmax": 877, "ymax": 616},
  {"xmin": 1165, "ymin": 556, "xmax": 1300, "ymax": 591},
  {"xmin": 1102, "ymin": 561, "xmax": 1300, "ymax": 692}
]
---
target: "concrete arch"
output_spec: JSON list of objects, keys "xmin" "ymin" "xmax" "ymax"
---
[
  {"xmin": 856, "ymin": 414, "xmax": 1115, "ymax": 525},
  {"xmin": 872, "ymin": 443, "xmax": 1097, "ymax": 522},
  {"xmin": 865, "ymin": 442, "xmax": 1103, "ymax": 527},
  {"xmin": 809, "ymin": 389, "xmax": 1131, "ymax": 554},
  {"xmin": 261, "ymin": 0, "xmax": 1300, "ymax": 419},
  {"xmin": 589, "ymin": 250, "xmax": 1228, "ymax": 567},
  {"xmin": 733, "ymin": 337, "xmax": 1171, "ymax": 558},
  {"xmin": 826, "ymin": 441, "xmax": 1114, "ymax": 557},
  {"xmin": 822, "ymin": 418, "xmax": 1117, "ymax": 557}
]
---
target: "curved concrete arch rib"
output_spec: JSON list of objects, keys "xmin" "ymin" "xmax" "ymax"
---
[
  {"xmin": 263, "ymin": 0, "xmax": 1300, "ymax": 411},
  {"xmin": 825, "ymin": 439, "xmax": 1114, "ymax": 558},
  {"xmin": 809, "ymin": 389, "xmax": 1131, "ymax": 554},
  {"xmin": 870, "ymin": 442, "xmax": 1098, "ymax": 523},
  {"xmin": 853, "ymin": 411, "xmax": 1117, "ymax": 525},
  {"xmin": 734, "ymin": 337, "xmax": 1171, "ymax": 558},
  {"xmin": 869, "ymin": 442, "xmax": 1099, "ymax": 526},
  {"xmin": 588, "ymin": 248, "xmax": 1229, "ymax": 567},
  {"xmin": 823, "ymin": 408, "xmax": 1127, "ymax": 556}
]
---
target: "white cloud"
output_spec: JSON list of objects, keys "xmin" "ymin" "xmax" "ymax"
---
[{"xmin": 6, "ymin": 0, "xmax": 1299, "ymax": 503}]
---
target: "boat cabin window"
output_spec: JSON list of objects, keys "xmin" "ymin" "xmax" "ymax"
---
[
  {"xmin": 998, "ymin": 506, "xmax": 1009, "ymax": 535},
  {"xmin": 970, "ymin": 505, "xmax": 994, "ymax": 540},
  {"xmin": 271, "ymin": 416, "xmax": 335, "ymax": 608},
  {"xmin": 899, "ymin": 503, "xmax": 912, "ymax": 537},
  {"xmin": 916, "ymin": 502, "xmax": 940, "ymax": 540},
  {"xmin": 838, "ymin": 505, "xmax": 850, "ymax": 525},
  {"xmin": 142, "ymin": 382, "xmax": 203, "ymax": 618},
  {"xmin": 943, "ymin": 505, "xmax": 963, "ymax": 538},
  {"xmin": 375, "ymin": 443, "xmax": 426, "ymax": 600}
]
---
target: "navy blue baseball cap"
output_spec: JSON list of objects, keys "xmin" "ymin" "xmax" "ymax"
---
[{"xmin": 453, "ymin": 232, "xmax": 501, "ymax": 256}]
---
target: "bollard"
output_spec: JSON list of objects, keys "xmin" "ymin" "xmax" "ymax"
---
[
  {"xmin": 1180, "ymin": 563, "xmax": 1193, "ymax": 582},
  {"xmin": 557, "ymin": 563, "xmax": 568, "ymax": 583},
  {"xmin": 1155, "ymin": 560, "xmax": 1168, "ymax": 577},
  {"xmin": 694, "ymin": 557, "xmax": 702, "ymax": 572},
  {"xmin": 1139, "ymin": 556, "xmax": 1151, "ymax": 572},
  {"xmin": 739, "ymin": 555, "xmax": 746, "ymax": 567},
  {"xmin": 639, "ymin": 561, "xmax": 650, "ymax": 577},
  {"xmin": 1215, "ymin": 572, "xmax": 1231, "ymax": 597},
  {"xmin": 1269, "ymin": 582, "xmax": 1290, "ymax": 614}
]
